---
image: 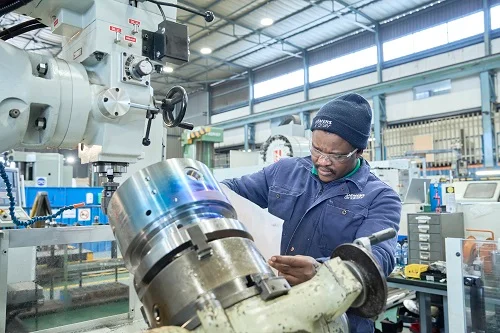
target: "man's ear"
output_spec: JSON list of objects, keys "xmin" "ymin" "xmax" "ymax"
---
[{"xmin": 357, "ymin": 149, "xmax": 364, "ymax": 157}]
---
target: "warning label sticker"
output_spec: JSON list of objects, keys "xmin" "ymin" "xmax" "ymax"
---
[
  {"xmin": 109, "ymin": 25, "xmax": 122, "ymax": 33},
  {"xmin": 129, "ymin": 18, "xmax": 141, "ymax": 25},
  {"xmin": 124, "ymin": 35, "xmax": 137, "ymax": 43}
]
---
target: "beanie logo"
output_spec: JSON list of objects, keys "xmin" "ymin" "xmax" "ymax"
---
[{"xmin": 314, "ymin": 119, "xmax": 332, "ymax": 128}]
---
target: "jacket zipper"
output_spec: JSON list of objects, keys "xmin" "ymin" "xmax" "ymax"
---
[{"xmin": 285, "ymin": 178, "xmax": 324, "ymax": 254}]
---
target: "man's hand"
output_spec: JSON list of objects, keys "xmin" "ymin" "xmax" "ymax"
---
[{"xmin": 268, "ymin": 255, "xmax": 320, "ymax": 286}]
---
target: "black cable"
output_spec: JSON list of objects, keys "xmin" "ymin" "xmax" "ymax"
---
[
  {"xmin": 0, "ymin": 0, "xmax": 34, "ymax": 17},
  {"xmin": 157, "ymin": 4, "xmax": 166, "ymax": 21},
  {"xmin": 0, "ymin": 18, "xmax": 42, "ymax": 38},
  {"xmin": 146, "ymin": 0, "xmax": 214, "ymax": 22},
  {"xmin": 1, "ymin": 22, "xmax": 45, "ymax": 40}
]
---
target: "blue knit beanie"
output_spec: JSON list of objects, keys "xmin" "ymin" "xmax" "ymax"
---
[{"xmin": 310, "ymin": 93, "xmax": 372, "ymax": 149}]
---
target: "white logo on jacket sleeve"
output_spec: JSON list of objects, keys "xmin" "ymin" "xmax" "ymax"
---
[
  {"xmin": 314, "ymin": 119, "xmax": 332, "ymax": 128},
  {"xmin": 344, "ymin": 194, "xmax": 365, "ymax": 200}
]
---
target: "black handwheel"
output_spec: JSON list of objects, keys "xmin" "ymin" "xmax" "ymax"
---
[{"xmin": 162, "ymin": 86, "xmax": 188, "ymax": 128}]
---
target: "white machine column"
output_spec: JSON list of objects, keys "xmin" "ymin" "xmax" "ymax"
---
[{"xmin": 0, "ymin": 40, "xmax": 92, "ymax": 152}]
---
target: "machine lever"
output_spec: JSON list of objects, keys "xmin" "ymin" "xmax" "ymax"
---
[
  {"xmin": 353, "ymin": 228, "xmax": 397, "ymax": 253},
  {"xmin": 368, "ymin": 228, "xmax": 397, "ymax": 246},
  {"xmin": 142, "ymin": 110, "xmax": 156, "ymax": 146},
  {"xmin": 178, "ymin": 122, "xmax": 194, "ymax": 130},
  {"xmin": 142, "ymin": 119, "xmax": 153, "ymax": 146}
]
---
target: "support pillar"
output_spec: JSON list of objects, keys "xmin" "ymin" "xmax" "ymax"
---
[
  {"xmin": 248, "ymin": 70, "xmax": 254, "ymax": 114},
  {"xmin": 303, "ymin": 51, "xmax": 310, "ymax": 101},
  {"xmin": 375, "ymin": 24, "xmax": 383, "ymax": 83},
  {"xmin": 300, "ymin": 111, "xmax": 311, "ymax": 130},
  {"xmin": 480, "ymin": 71, "xmax": 496, "ymax": 167},
  {"xmin": 244, "ymin": 123, "xmax": 255, "ymax": 151},
  {"xmin": 484, "ymin": 0, "xmax": 491, "ymax": 56},
  {"xmin": 373, "ymin": 94, "xmax": 386, "ymax": 161},
  {"xmin": 206, "ymin": 84, "xmax": 211, "ymax": 125}
]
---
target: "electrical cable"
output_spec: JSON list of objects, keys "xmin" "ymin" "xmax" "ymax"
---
[
  {"xmin": 1, "ymin": 22, "xmax": 46, "ymax": 40},
  {"xmin": 157, "ymin": 4, "xmax": 166, "ymax": 22},
  {"xmin": 0, "ymin": 0, "xmax": 34, "ymax": 17},
  {"xmin": 0, "ymin": 162, "xmax": 84, "ymax": 227},
  {"xmin": 0, "ymin": 18, "xmax": 44, "ymax": 38},
  {"xmin": 146, "ymin": 0, "xmax": 214, "ymax": 22}
]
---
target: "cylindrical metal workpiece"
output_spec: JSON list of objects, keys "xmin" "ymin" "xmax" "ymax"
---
[{"xmin": 107, "ymin": 158, "xmax": 278, "ymax": 328}]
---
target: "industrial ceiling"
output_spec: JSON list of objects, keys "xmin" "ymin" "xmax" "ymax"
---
[{"xmin": 0, "ymin": 0, "xmax": 439, "ymax": 94}]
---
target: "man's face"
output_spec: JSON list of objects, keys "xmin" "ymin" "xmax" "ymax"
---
[{"xmin": 310, "ymin": 130, "xmax": 360, "ymax": 182}]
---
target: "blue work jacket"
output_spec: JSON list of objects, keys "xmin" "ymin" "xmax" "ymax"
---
[{"xmin": 221, "ymin": 156, "xmax": 401, "ymax": 332}]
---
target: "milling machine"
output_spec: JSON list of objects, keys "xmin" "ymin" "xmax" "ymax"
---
[{"xmin": 0, "ymin": 1, "xmax": 394, "ymax": 332}]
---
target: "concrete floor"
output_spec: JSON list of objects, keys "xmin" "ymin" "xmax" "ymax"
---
[{"xmin": 86, "ymin": 320, "xmax": 148, "ymax": 333}]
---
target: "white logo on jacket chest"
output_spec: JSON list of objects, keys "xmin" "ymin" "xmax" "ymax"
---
[{"xmin": 344, "ymin": 194, "xmax": 365, "ymax": 200}]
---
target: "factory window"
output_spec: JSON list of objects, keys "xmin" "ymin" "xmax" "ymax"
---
[
  {"xmin": 413, "ymin": 79, "xmax": 451, "ymax": 100},
  {"xmin": 309, "ymin": 46, "xmax": 377, "ymax": 83},
  {"xmin": 254, "ymin": 69, "xmax": 304, "ymax": 99},
  {"xmin": 383, "ymin": 11, "xmax": 484, "ymax": 62},
  {"xmin": 447, "ymin": 11, "xmax": 484, "ymax": 42},
  {"xmin": 491, "ymin": 4, "xmax": 500, "ymax": 30}
]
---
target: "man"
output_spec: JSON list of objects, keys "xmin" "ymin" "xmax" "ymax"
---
[{"xmin": 221, "ymin": 93, "xmax": 401, "ymax": 332}]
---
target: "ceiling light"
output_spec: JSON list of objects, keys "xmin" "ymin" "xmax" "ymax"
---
[
  {"xmin": 66, "ymin": 156, "xmax": 76, "ymax": 164},
  {"xmin": 200, "ymin": 47, "xmax": 212, "ymax": 55},
  {"xmin": 476, "ymin": 169, "xmax": 500, "ymax": 176},
  {"xmin": 260, "ymin": 18, "xmax": 274, "ymax": 26},
  {"xmin": 163, "ymin": 66, "xmax": 174, "ymax": 73}
]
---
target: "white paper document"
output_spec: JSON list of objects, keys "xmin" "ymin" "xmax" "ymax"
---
[{"xmin": 220, "ymin": 185, "xmax": 284, "ymax": 262}]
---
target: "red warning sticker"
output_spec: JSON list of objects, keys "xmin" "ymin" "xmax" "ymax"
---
[
  {"xmin": 124, "ymin": 35, "xmax": 137, "ymax": 43},
  {"xmin": 53, "ymin": 18, "xmax": 59, "ymax": 27},
  {"xmin": 109, "ymin": 25, "xmax": 122, "ymax": 33},
  {"xmin": 129, "ymin": 18, "xmax": 141, "ymax": 25}
]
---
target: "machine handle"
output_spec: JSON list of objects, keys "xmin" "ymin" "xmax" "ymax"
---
[
  {"xmin": 162, "ymin": 86, "xmax": 188, "ymax": 128},
  {"xmin": 367, "ymin": 228, "xmax": 397, "ymax": 246},
  {"xmin": 178, "ymin": 122, "xmax": 194, "ymax": 130}
]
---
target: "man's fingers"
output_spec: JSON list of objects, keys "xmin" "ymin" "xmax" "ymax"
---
[
  {"xmin": 270, "ymin": 255, "xmax": 305, "ymax": 267},
  {"xmin": 280, "ymin": 273, "xmax": 301, "ymax": 286},
  {"xmin": 267, "ymin": 260, "xmax": 293, "ymax": 274}
]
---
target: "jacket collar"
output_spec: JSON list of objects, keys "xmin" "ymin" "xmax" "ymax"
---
[{"xmin": 298, "ymin": 156, "xmax": 370, "ymax": 192}]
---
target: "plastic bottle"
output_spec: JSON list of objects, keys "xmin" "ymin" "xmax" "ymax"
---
[
  {"xmin": 402, "ymin": 240, "xmax": 409, "ymax": 266},
  {"xmin": 395, "ymin": 242, "xmax": 402, "ymax": 266}
]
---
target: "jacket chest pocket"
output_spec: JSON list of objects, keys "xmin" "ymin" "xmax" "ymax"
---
[
  {"xmin": 319, "ymin": 203, "xmax": 367, "ymax": 252},
  {"xmin": 268, "ymin": 187, "xmax": 302, "ymax": 222}
]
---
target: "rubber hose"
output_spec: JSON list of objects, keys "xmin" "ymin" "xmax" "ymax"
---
[
  {"xmin": 0, "ymin": 18, "xmax": 42, "ymax": 38},
  {"xmin": 0, "ymin": 0, "xmax": 34, "ymax": 17},
  {"xmin": 1, "ymin": 22, "xmax": 46, "ymax": 40}
]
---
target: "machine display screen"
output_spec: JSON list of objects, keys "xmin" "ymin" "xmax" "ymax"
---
[{"xmin": 463, "ymin": 182, "xmax": 497, "ymax": 199}]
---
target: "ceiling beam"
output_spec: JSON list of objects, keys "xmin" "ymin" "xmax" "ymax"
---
[
  {"xmin": 152, "ymin": 75, "xmax": 247, "ymax": 87},
  {"xmin": 178, "ymin": 0, "xmax": 304, "ymax": 52},
  {"xmin": 185, "ymin": 19, "xmax": 302, "ymax": 58},
  {"xmin": 305, "ymin": 0, "xmax": 374, "ymax": 32},
  {"xmin": 186, "ymin": 0, "xmax": 378, "ymax": 81},
  {"xmin": 335, "ymin": 0, "xmax": 378, "ymax": 24}
]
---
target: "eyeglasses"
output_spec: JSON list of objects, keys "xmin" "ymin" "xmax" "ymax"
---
[{"xmin": 309, "ymin": 142, "xmax": 358, "ymax": 164}]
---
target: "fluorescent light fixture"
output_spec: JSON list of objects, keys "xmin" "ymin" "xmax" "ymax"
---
[
  {"xmin": 476, "ymin": 169, "xmax": 500, "ymax": 176},
  {"xmin": 66, "ymin": 156, "xmax": 76, "ymax": 164},
  {"xmin": 163, "ymin": 66, "xmax": 174, "ymax": 73},
  {"xmin": 260, "ymin": 17, "xmax": 274, "ymax": 26},
  {"xmin": 200, "ymin": 47, "xmax": 212, "ymax": 55}
]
